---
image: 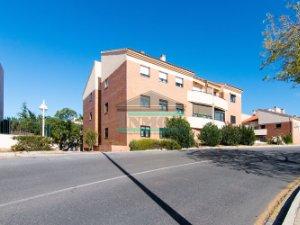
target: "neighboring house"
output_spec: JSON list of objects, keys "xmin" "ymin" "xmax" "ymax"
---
[
  {"xmin": 83, "ymin": 48, "xmax": 242, "ymax": 151},
  {"xmin": 0, "ymin": 63, "xmax": 3, "ymax": 120},
  {"xmin": 243, "ymin": 107, "xmax": 300, "ymax": 144}
]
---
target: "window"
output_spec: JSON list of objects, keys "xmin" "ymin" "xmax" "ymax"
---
[
  {"xmin": 140, "ymin": 126, "xmax": 150, "ymax": 138},
  {"xmin": 230, "ymin": 94, "xmax": 236, "ymax": 103},
  {"xmin": 276, "ymin": 123, "xmax": 282, "ymax": 129},
  {"xmin": 140, "ymin": 65, "xmax": 150, "ymax": 77},
  {"xmin": 104, "ymin": 79, "xmax": 108, "ymax": 89},
  {"xmin": 192, "ymin": 103, "xmax": 212, "ymax": 119},
  {"xmin": 261, "ymin": 125, "xmax": 266, "ymax": 129},
  {"xmin": 105, "ymin": 102, "xmax": 108, "ymax": 113},
  {"xmin": 159, "ymin": 99, "xmax": 168, "ymax": 111},
  {"xmin": 159, "ymin": 128, "xmax": 167, "ymax": 138},
  {"xmin": 140, "ymin": 95, "xmax": 150, "ymax": 108},
  {"xmin": 159, "ymin": 72, "xmax": 168, "ymax": 83},
  {"xmin": 230, "ymin": 115, "xmax": 236, "ymax": 124},
  {"xmin": 89, "ymin": 112, "xmax": 92, "ymax": 121},
  {"xmin": 175, "ymin": 77, "xmax": 183, "ymax": 87},
  {"xmin": 89, "ymin": 93, "xmax": 93, "ymax": 102},
  {"xmin": 214, "ymin": 109, "xmax": 225, "ymax": 122},
  {"xmin": 176, "ymin": 103, "xmax": 184, "ymax": 115},
  {"xmin": 104, "ymin": 128, "xmax": 108, "ymax": 139}
]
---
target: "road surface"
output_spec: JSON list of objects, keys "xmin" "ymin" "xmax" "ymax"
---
[{"xmin": 0, "ymin": 147, "xmax": 299, "ymax": 225}]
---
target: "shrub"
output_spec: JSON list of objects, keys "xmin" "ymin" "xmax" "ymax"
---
[
  {"xmin": 198, "ymin": 123, "xmax": 222, "ymax": 146},
  {"xmin": 129, "ymin": 139, "xmax": 181, "ymax": 151},
  {"xmin": 221, "ymin": 125, "xmax": 241, "ymax": 146},
  {"xmin": 159, "ymin": 139, "xmax": 181, "ymax": 150},
  {"xmin": 129, "ymin": 139, "xmax": 160, "ymax": 151},
  {"xmin": 164, "ymin": 117, "xmax": 195, "ymax": 148},
  {"xmin": 239, "ymin": 125, "xmax": 256, "ymax": 146},
  {"xmin": 84, "ymin": 129, "xmax": 98, "ymax": 151},
  {"xmin": 268, "ymin": 136, "xmax": 284, "ymax": 145},
  {"xmin": 283, "ymin": 134, "xmax": 293, "ymax": 144},
  {"xmin": 12, "ymin": 135, "xmax": 52, "ymax": 151}
]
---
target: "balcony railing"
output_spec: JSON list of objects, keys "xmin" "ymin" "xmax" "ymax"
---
[
  {"xmin": 187, "ymin": 116, "xmax": 225, "ymax": 129},
  {"xmin": 187, "ymin": 90, "xmax": 228, "ymax": 110}
]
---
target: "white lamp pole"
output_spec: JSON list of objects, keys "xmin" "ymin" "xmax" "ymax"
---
[{"xmin": 39, "ymin": 100, "xmax": 48, "ymax": 137}]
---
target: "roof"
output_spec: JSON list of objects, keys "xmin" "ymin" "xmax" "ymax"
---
[
  {"xmin": 256, "ymin": 109, "xmax": 300, "ymax": 121},
  {"xmin": 101, "ymin": 48, "xmax": 242, "ymax": 92},
  {"xmin": 242, "ymin": 115, "xmax": 258, "ymax": 124},
  {"xmin": 218, "ymin": 83, "xmax": 243, "ymax": 93},
  {"xmin": 101, "ymin": 48, "xmax": 195, "ymax": 77}
]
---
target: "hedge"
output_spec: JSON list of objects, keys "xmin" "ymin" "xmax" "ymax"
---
[
  {"xmin": 129, "ymin": 139, "xmax": 181, "ymax": 151},
  {"xmin": 221, "ymin": 125, "xmax": 241, "ymax": 146},
  {"xmin": 198, "ymin": 123, "xmax": 222, "ymax": 146},
  {"xmin": 198, "ymin": 124, "xmax": 256, "ymax": 147},
  {"xmin": 239, "ymin": 125, "xmax": 256, "ymax": 146},
  {"xmin": 12, "ymin": 135, "xmax": 53, "ymax": 151}
]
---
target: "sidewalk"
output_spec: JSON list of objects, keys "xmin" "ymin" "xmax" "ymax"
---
[{"xmin": 0, "ymin": 150, "xmax": 100, "ymax": 159}]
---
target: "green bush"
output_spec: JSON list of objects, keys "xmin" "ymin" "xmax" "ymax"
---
[
  {"xmin": 164, "ymin": 117, "xmax": 195, "ymax": 148},
  {"xmin": 283, "ymin": 134, "xmax": 293, "ymax": 144},
  {"xmin": 129, "ymin": 139, "xmax": 181, "ymax": 151},
  {"xmin": 84, "ymin": 129, "xmax": 98, "ymax": 151},
  {"xmin": 159, "ymin": 139, "xmax": 181, "ymax": 150},
  {"xmin": 129, "ymin": 139, "xmax": 161, "ymax": 151},
  {"xmin": 221, "ymin": 125, "xmax": 241, "ymax": 146},
  {"xmin": 239, "ymin": 125, "xmax": 256, "ymax": 146},
  {"xmin": 198, "ymin": 123, "xmax": 222, "ymax": 146},
  {"xmin": 12, "ymin": 135, "xmax": 52, "ymax": 151}
]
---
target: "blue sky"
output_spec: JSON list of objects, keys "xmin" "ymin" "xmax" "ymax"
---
[{"xmin": 0, "ymin": 0, "xmax": 299, "ymax": 117}]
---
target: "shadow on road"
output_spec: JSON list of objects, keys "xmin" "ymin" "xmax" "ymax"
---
[
  {"xmin": 186, "ymin": 149, "xmax": 300, "ymax": 182},
  {"xmin": 102, "ymin": 152, "xmax": 192, "ymax": 225}
]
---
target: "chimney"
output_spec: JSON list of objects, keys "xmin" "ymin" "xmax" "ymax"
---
[{"xmin": 160, "ymin": 54, "xmax": 166, "ymax": 62}]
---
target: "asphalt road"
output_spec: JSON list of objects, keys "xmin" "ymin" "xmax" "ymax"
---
[{"xmin": 0, "ymin": 147, "xmax": 299, "ymax": 225}]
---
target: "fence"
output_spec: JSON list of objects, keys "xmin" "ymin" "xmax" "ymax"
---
[{"xmin": 0, "ymin": 118, "xmax": 51, "ymax": 136}]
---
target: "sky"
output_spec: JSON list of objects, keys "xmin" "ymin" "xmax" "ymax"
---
[{"xmin": 0, "ymin": 0, "xmax": 299, "ymax": 117}]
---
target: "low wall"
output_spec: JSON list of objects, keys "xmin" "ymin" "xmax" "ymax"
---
[{"xmin": 0, "ymin": 134, "xmax": 17, "ymax": 151}]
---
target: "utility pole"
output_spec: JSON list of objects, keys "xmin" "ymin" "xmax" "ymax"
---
[{"xmin": 39, "ymin": 100, "xmax": 48, "ymax": 137}]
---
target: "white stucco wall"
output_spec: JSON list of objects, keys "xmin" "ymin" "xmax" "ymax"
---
[
  {"xmin": 256, "ymin": 110, "xmax": 290, "ymax": 124},
  {"xmin": 82, "ymin": 61, "xmax": 101, "ymax": 100},
  {"xmin": 292, "ymin": 119, "xmax": 300, "ymax": 144},
  {"xmin": 0, "ymin": 134, "xmax": 17, "ymax": 151}
]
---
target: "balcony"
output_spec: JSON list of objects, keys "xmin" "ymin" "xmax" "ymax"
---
[
  {"xmin": 187, "ymin": 90, "xmax": 228, "ymax": 110},
  {"xmin": 254, "ymin": 129, "xmax": 267, "ymax": 136},
  {"xmin": 187, "ymin": 116, "xmax": 225, "ymax": 129}
]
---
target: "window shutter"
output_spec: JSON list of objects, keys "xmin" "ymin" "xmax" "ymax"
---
[
  {"xmin": 159, "ymin": 72, "xmax": 167, "ymax": 80},
  {"xmin": 140, "ymin": 66, "xmax": 150, "ymax": 76},
  {"xmin": 175, "ymin": 77, "xmax": 183, "ymax": 84}
]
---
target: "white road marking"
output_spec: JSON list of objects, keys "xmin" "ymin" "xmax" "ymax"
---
[{"xmin": 0, "ymin": 160, "xmax": 209, "ymax": 208}]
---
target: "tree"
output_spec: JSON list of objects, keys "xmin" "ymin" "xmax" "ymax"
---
[
  {"xmin": 262, "ymin": 2, "xmax": 300, "ymax": 84},
  {"xmin": 47, "ymin": 108, "xmax": 81, "ymax": 150},
  {"xmin": 17, "ymin": 103, "xmax": 40, "ymax": 135},
  {"xmin": 55, "ymin": 108, "xmax": 78, "ymax": 121},
  {"xmin": 84, "ymin": 129, "xmax": 97, "ymax": 151},
  {"xmin": 164, "ymin": 117, "xmax": 195, "ymax": 148},
  {"xmin": 198, "ymin": 123, "xmax": 222, "ymax": 146}
]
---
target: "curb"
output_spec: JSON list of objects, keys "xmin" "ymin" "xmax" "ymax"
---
[
  {"xmin": 0, "ymin": 151, "xmax": 101, "ymax": 159},
  {"xmin": 188, "ymin": 144, "xmax": 300, "ymax": 151},
  {"xmin": 282, "ymin": 187, "xmax": 300, "ymax": 225},
  {"xmin": 254, "ymin": 179, "xmax": 300, "ymax": 225}
]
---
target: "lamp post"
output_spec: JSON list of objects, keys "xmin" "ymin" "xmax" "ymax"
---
[{"xmin": 39, "ymin": 100, "xmax": 48, "ymax": 137}]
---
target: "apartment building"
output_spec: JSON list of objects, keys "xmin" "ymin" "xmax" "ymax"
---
[
  {"xmin": 83, "ymin": 49, "xmax": 242, "ymax": 151},
  {"xmin": 243, "ymin": 107, "xmax": 300, "ymax": 144},
  {"xmin": 0, "ymin": 63, "xmax": 3, "ymax": 120}
]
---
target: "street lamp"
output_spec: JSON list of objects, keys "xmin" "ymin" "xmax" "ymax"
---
[{"xmin": 39, "ymin": 100, "xmax": 48, "ymax": 137}]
